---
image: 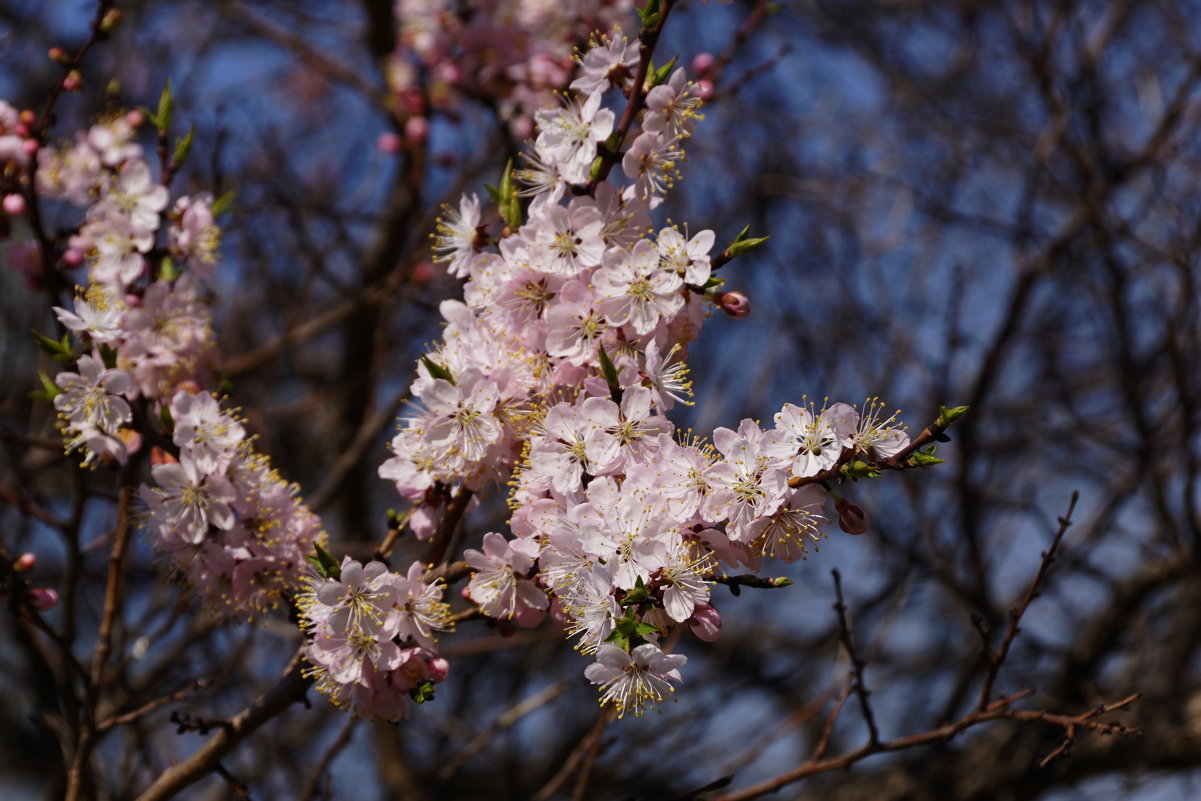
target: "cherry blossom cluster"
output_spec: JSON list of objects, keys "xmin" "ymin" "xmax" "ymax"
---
[
  {"xmin": 299, "ymin": 557, "xmax": 452, "ymax": 721},
  {"xmin": 378, "ymin": 35, "xmax": 914, "ymax": 718},
  {"xmin": 385, "ymin": 0, "xmax": 634, "ymax": 139},
  {"xmin": 14, "ymin": 104, "xmax": 324, "ymax": 616}
]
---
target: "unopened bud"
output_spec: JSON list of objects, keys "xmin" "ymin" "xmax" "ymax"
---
[
  {"xmin": 511, "ymin": 115, "xmax": 534, "ymax": 140},
  {"xmin": 403, "ymin": 116, "xmax": 429, "ymax": 145},
  {"xmin": 400, "ymin": 87, "xmax": 427, "ymax": 115},
  {"xmin": 29, "ymin": 587, "xmax": 59, "ymax": 610},
  {"xmin": 60, "ymin": 247, "xmax": 84, "ymax": 268},
  {"xmin": 694, "ymin": 79, "xmax": 716, "ymax": 100},
  {"xmin": 377, "ymin": 131, "xmax": 403, "ymax": 153},
  {"xmin": 22, "ymin": 139, "xmax": 38, "ymax": 156},
  {"xmin": 3, "ymin": 194, "xmax": 26, "ymax": 216},
  {"xmin": 125, "ymin": 109, "xmax": 145, "ymax": 128},
  {"xmin": 100, "ymin": 8, "xmax": 123, "ymax": 32},
  {"xmin": 62, "ymin": 71, "xmax": 82, "ymax": 92},
  {"xmin": 18, "ymin": 110, "xmax": 36, "ymax": 126},
  {"xmin": 688, "ymin": 603, "xmax": 722, "ymax": 642},
  {"xmin": 14, "ymin": 122, "xmax": 29, "ymax": 137},
  {"xmin": 692, "ymin": 52, "xmax": 716, "ymax": 77},
  {"xmin": 48, "ymin": 46, "xmax": 69, "ymax": 64},
  {"xmin": 13, "ymin": 553, "xmax": 36, "ymax": 572},
  {"xmin": 425, "ymin": 656, "xmax": 450, "ymax": 682},
  {"xmin": 717, "ymin": 290, "xmax": 750, "ymax": 318},
  {"xmin": 835, "ymin": 497, "xmax": 870, "ymax": 535},
  {"xmin": 412, "ymin": 261, "xmax": 434, "ymax": 284}
]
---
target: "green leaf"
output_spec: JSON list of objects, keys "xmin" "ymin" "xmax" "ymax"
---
[
  {"xmin": 30, "ymin": 371, "xmax": 62, "ymax": 402},
  {"xmin": 647, "ymin": 56, "xmax": 678, "ymax": 89},
  {"xmin": 770, "ymin": 577, "xmax": 794, "ymax": 588},
  {"xmin": 484, "ymin": 183, "xmax": 501, "ymax": 205},
  {"xmin": 312, "ymin": 542, "xmax": 341, "ymax": 580},
  {"xmin": 497, "ymin": 160, "xmax": 521, "ymax": 230},
  {"xmin": 597, "ymin": 344, "xmax": 620, "ymax": 392},
  {"xmin": 412, "ymin": 681, "xmax": 436, "ymax": 704},
  {"xmin": 587, "ymin": 155, "xmax": 604, "ymax": 183},
  {"xmin": 159, "ymin": 255, "xmax": 179, "ymax": 281},
  {"xmin": 211, "ymin": 190, "xmax": 237, "ymax": 217},
  {"xmin": 637, "ymin": 0, "xmax": 662, "ymax": 26},
  {"xmin": 99, "ymin": 343, "xmax": 118, "ymax": 369},
  {"xmin": 172, "ymin": 124, "xmax": 195, "ymax": 166},
  {"xmin": 842, "ymin": 459, "xmax": 882, "ymax": 479},
  {"xmin": 604, "ymin": 630, "xmax": 630, "ymax": 651},
  {"xmin": 32, "ymin": 329, "xmax": 73, "ymax": 361},
  {"xmin": 156, "ymin": 78, "xmax": 174, "ymax": 132},
  {"xmin": 726, "ymin": 234, "xmax": 770, "ymax": 259},
  {"xmin": 421, "ymin": 356, "xmax": 455, "ymax": 384},
  {"xmin": 937, "ymin": 404, "xmax": 970, "ymax": 428},
  {"xmin": 634, "ymin": 622, "xmax": 658, "ymax": 637},
  {"xmin": 909, "ymin": 452, "xmax": 946, "ymax": 468},
  {"xmin": 159, "ymin": 403, "xmax": 174, "ymax": 433}
]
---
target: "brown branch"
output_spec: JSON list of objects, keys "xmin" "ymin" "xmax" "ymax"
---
[
  {"xmin": 713, "ymin": 690, "xmax": 1138, "ymax": 801},
  {"xmin": 133, "ymin": 648, "xmax": 312, "ymax": 801},
  {"xmin": 298, "ymin": 718, "xmax": 358, "ymax": 801},
  {"xmin": 532, "ymin": 706, "xmax": 616, "ymax": 801},
  {"xmin": 831, "ymin": 569, "xmax": 880, "ymax": 747},
  {"xmin": 977, "ymin": 491, "xmax": 1078, "ymax": 711}
]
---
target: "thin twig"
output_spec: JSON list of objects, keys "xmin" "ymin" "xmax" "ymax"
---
[
  {"xmin": 977, "ymin": 491, "xmax": 1079, "ymax": 711},
  {"xmin": 831, "ymin": 569, "xmax": 880, "ymax": 746}
]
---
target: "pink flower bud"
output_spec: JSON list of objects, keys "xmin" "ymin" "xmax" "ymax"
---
[
  {"xmin": 400, "ymin": 87, "xmax": 426, "ymax": 115},
  {"xmin": 460, "ymin": 586, "xmax": 473, "ymax": 601},
  {"xmin": 692, "ymin": 52, "xmax": 716, "ymax": 77},
  {"xmin": 62, "ymin": 71, "xmax": 82, "ymax": 92},
  {"xmin": 13, "ymin": 553, "xmax": 36, "ymax": 572},
  {"xmin": 511, "ymin": 116, "xmax": 534, "ymax": 140},
  {"xmin": 425, "ymin": 656, "xmax": 450, "ymax": 682},
  {"xmin": 403, "ymin": 116, "xmax": 429, "ymax": 145},
  {"xmin": 29, "ymin": 588, "xmax": 59, "ymax": 610},
  {"xmin": 377, "ymin": 132, "xmax": 403, "ymax": 153},
  {"xmin": 694, "ymin": 79, "xmax": 716, "ymax": 101},
  {"xmin": 125, "ymin": 109, "xmax": 145, "ymax": 128},
  {"xmin": 717, "ymin": 291, "xmax": 750, "ymax": 318},
  {"xmin": 48, "ymin": 46, "xmax": 68, "ymax": 64},
  {"xmin": 835, "ymin": 497, "xmax": 870, "ymax": 535},
  {"xmin": 18, "ymin": 110, "xmax": 36, "ymax": 126},
  {"xmin": 61, "ymin": 247, "xmax": 85, "ymax": 268},
  {"xmin": 688, "ymin": 603, "xmax": 722, "ymax": 642},
  {"xmin": 2, "ymin": 194, "xmax": 26, "ymax": 216},
  {"xmin": 14, "ymin": 122, "xmax": 29, "ymax": 137},
  {"xmin": 22, "ymin": 139, "xmax": 39, "ymax": 156},
  {"xmin": 411, "ymin": 261, "xmax": 434, "ymax": 284}
]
